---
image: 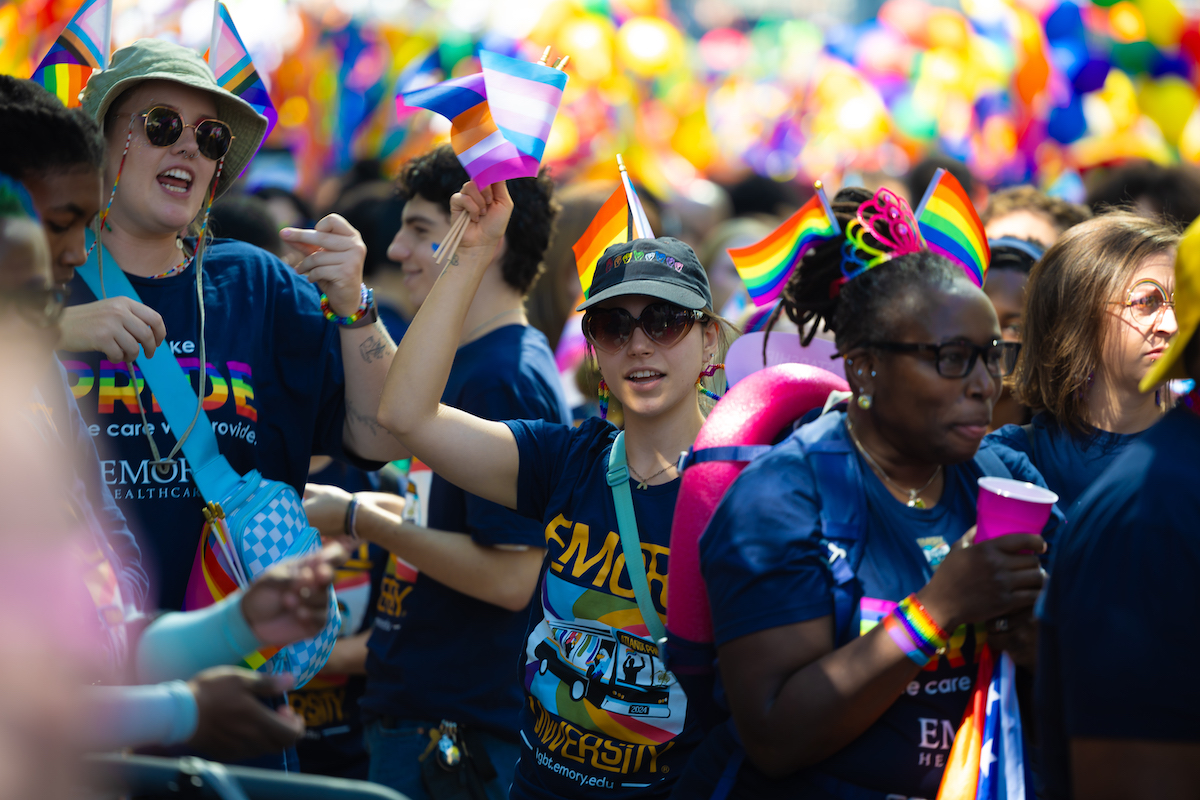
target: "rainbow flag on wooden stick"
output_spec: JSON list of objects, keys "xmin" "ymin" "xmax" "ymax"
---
[
  {"xmin": 575, "ymin": 186, "xmax": 629, "ymax": 299},
  {"xmin": 206, "ymin": 2, "xmax": 277, "ymax": 141},
  {"xmin": 728, "ymin": 182, "xmax": 841, "ymax": 307},
  {"xmin": 30, "ymin": 0, "xmax": 112, "ymax": 108},
  {"xmin": 915, "ymin": 168, "xmax": 990, "ymax": 288},
  {"xmin": 400, "ymin": 50, "xmax": 567, "ymax": 187}
]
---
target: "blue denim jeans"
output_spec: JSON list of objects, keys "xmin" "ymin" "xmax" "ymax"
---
[{"xmin": 365, "ymin": 719, "xmax": 520, "ymax": 800}]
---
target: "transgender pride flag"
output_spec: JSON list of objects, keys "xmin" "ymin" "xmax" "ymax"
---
[
  {"xmin": 30, "ymin": 0, "xmax": 112, "ymax": 108},
  {"xmin": 206, "ymin": 2, "xmax": 278, "ymax": 141},
  {"xmin": 400, "ymin": 50, "xmax": 568, "ymax": 187}
]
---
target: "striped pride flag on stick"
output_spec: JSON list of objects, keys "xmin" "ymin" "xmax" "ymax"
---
[
  {"xmin": 728, "ymin": 182, "xmax": 841, "ymax": 308},
  {"xmin": 206, "ymin": 2, "xmax": 278, "ymax": 142},
  {"xmin": 574, "ymin": 154, "xmax": 657, "ymax": 299},
  {"xmin": 914, "ymin": 168, "xmax": 990, "ymax": 288},
  {"xmin": 30, "ymin": 0, "xmax": 113, "ymax": 108},
  {"xmin": 401, "ymin": 48, "xmax": 568, "ymax": 266}
]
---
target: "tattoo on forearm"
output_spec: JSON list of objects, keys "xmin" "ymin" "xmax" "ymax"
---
[
  {"xmin": 346, "ymin": 398, "xmax": 385, "ymax": 437},
  {"xmin": 450, "ymin": 254, "xmax": 459, "ymax": 266},
  {"xmin": 359, "ymin": 335, "xmax": 388, "ymax": 363}
]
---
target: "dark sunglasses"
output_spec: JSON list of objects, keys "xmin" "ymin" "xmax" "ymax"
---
[
  {"xmin": 130, "ymin": 106, "xmax": 234, "ymax": 161},
  {"xmin": 3, "ymin": 284, "xmax": 70, "ymax": 329},
  {"xmin": 583, "ymin": 302, "xmax": 706, "ymax": 353},
  {"xmin": 859, "ymin": 339, "xmax": 1021, "ymax": 378}
]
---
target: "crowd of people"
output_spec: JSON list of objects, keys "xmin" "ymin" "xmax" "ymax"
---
[{"xmin": 2, "ymin": 32, "xmax": 1198, "ymax": 800}]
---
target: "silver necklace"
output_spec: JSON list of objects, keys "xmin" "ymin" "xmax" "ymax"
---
[
  {"xmin": 845, "ymin": 418, "xmax": 941, "ymax": 509},
  {"xmin": 464, "ymin": 308, "xmax": 523, "ymax": 342},
  {"xmin": 627, "ymin": 461, "xmax": 674, "ymax": 490}
]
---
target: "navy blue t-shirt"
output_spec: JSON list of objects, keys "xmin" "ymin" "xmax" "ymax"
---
[
  {"xmin": 503, "ymin": 417, "xmax": 702, "ymax": 800},
  {"xmin": 1036, "ymin": 406, "xmax": 1200, "ymax": 799},
  {"xmin": 988, "ymin": 412, "xmax": 1147, "ymax": 511},
  {"xmin": 61, "ymin": 239, "xmax": 354, "ymax": 611},
  {"xmin": 700, "ymin": 412, "xmax": 1060, "ymax": 798},
  {"xmin": 361, "ymin": 324, "xmax": 570, "ymax": 738}
]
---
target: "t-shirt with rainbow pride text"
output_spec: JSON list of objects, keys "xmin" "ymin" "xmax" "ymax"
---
[{"xmin": 504, "ymin": 417, "xmax": 701, "ymax": 800}]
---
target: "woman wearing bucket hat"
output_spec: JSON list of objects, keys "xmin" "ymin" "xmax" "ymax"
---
[
  {"xmin": 985, "ymin": 213, "xmax": 1179, "ymax": 510},
  {"xmin": 1035, "ymin": 216, "xmax": 1200, "ymax": 799},
  {"xmin": 60, "ymin": 39, "xmax": 406, "ymax": 624},
  {"xmin": 374, "ymin": 180, "xmax": 734, "ymax": 799}
]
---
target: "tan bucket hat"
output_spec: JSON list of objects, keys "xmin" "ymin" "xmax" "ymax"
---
[{"xmin": 80, "ymin": 38, "xmax": 267, "ymax": 200}]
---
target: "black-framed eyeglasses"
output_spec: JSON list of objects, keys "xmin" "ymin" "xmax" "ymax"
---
[
  {"xmin": 857, "ymin": 339, "xmax": 1021, "ymax": 378},
  {"xmin": 117, "ymin": 106, "xmax": 235, "ymax": 161},
  {"xmin": 583, "ymin": 302, "xmax": 706, "ymax": 353},
  {"xmin": 2, "ymin": 283, "xmax": 70, "ymax": 329}
]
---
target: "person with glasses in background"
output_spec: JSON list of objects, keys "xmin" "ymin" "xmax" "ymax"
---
[
  {"xmin": 59, "ymin": 38, "xmax": 407, "ymax": 641},
  {"xmin": 372, "ymin": 179, "xmax": 735, "ymax": 800},
  {"xmin": 986, "ymin": 213, "xmax": 1179, "ymax": 511},
  {"xmin": 673, "ymin": 186, "xmax": 1060, "ymax": 799}
]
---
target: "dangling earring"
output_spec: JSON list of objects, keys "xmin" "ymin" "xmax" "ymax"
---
[
  {"xmin": 857, "ymin": 394, "xmax": 873, "ymax": 410},
  {"xmin": 598, "ymin": 379, "xmax": 610, "ymax": 420},
  {"xmin": 697, "ymin": 363, "xmax": 725, "ymax": 403}
]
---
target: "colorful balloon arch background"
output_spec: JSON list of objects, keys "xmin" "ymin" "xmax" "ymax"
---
[{"xmin": 5, "ymin": 0, "xmax": 1200, "ymax": 200}]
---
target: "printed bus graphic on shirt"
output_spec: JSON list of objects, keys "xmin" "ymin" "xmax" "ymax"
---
[
  {"xmin": 525, "ymin": 569, "xmax": 687, "ymax": 747},
  {"xmin": 534, "ymin": 619, "xmax": 672, "ymax": 719}
]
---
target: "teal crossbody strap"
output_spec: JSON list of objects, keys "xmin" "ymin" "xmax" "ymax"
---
[
  {"xmin": 76, "ymin": 239, "xmax": 241, "ymax": 504},
  {"xmin": 606, "ymin": 431, "xmax": 668, "ymax": 644}
]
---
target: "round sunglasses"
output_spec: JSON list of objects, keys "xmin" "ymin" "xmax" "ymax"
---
[
  {"xmin": 1108, "ymin": 278, "xmax": 1175, "ymax": 326},
  {"xmin": 125, "ymin": 106, "xmax": 234, "ymax": 161},
  {"xmin": 583, "ymin": 302, "xmax": 706, "ymax": 353}
]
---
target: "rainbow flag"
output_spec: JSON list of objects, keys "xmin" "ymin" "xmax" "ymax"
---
[
  {"xmin": 575, "ymin": 186, "xmax": 629, "ymax": 299},
  {"xmin": 618, "ymin": 158, "xmax": 654, "ymax": 241},
  {"xmin": 728, "ymin": 186, "xmax": 841, "ymax": 308},
  {"xmin": 915, "ymin": 168, "xmax": 990, "ymax": 288},
  {"xmin": 400, "ymin": 51, "xmax": 567, "ymax": 187},
  {"xmin": 936, "ymin": 647, "xmax": 1034, "ymax": 800},
  {"xmin": 183, "ymin": 519, "xmax": 280, "ymax": 670},
  {"xmin": 206, "ymin": 2, "xmax": 277, "ymax": 141},
  {"xmin": 30, "ymin": 0, "xmax": 111, "ymax": 108}
]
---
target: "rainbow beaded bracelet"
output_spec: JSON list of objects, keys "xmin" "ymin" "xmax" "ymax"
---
[
  {"xmin": 320, "ymin": 283, "xmax": 370, "ymax": 326},
  {"xmin": 883, "ymin": 594, "xmax": 950, "ymax": 667}
]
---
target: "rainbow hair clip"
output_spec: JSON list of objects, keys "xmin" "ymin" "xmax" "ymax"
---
[
  {"xmin": 914, "ymin": 168, "xmax": 990, "ymax": 287},
  {"xmin": 840, "ymin": 187, "xmax": 925, "ymax": 280},
  {"xmin": 729, "ymin": 180, "xmax": 842, "ymax": 308}
]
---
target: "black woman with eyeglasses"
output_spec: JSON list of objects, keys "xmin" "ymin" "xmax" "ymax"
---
[
  {"xmin": 987, "ymin": 212, "xmax": 1179, "ymax": 512},
  {"xmin": 56, "ymin": 39, "xmax": 407, "ymax": 647},
  {"xmin": 669, "ymin": 185, "xmax": 1061, "ymax": 799},
  {"xmin": 375, "ymin": 179, "xmax": 734, "ymax": 800}
]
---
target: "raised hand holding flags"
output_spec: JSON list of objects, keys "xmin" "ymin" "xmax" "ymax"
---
[
  {"xmin": 30, "ymin": 0, "xmax": 113, "ymax": 108},
  {"xmin": 400, "ymin": 47, "xmax": 569, "ymax": 266},
  {"xmin": 206, "ymin": 1, "xmax": 278, "ymax": 142}
]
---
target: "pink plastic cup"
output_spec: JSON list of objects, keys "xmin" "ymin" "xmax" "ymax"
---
[{"xmin": 975, "ymin": 477, "xmax": 1058, "ymax": 543}]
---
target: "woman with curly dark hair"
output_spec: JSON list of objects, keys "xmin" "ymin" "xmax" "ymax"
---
[{"xmin": 673, "ymin": 185, "xmax": 1060, "ymax": 798}]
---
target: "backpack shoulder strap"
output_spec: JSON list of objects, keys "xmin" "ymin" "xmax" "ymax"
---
[
  {"xmin": 971, "ymin": 445, "xmax": 1013, "ymax": 481},
  {"xmin": 607, "ymin": 432, "xmax": 667, "ymax": 645},
  {"xmin": 795, "ymin": 413, "xmax": 867, "ymax": 647},
  {"xmin": 76, "ymin": 239, "xmax": 241, "ymax": 503}
]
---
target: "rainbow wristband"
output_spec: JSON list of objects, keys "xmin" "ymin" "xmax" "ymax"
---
[
  {"xmin": 320, "ymin": 283, "xmax": 370, "ymax": 326},
  {"xmin": 884, "ymin": 594, "xmax": 949, "ymax": 667}
]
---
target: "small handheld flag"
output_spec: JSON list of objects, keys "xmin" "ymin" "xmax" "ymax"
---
[
  {"xmin": 616, "ymin": 154, "xmax": 654, "ymax": 241},
  {"xmin": 206, "ymin": 1, "xmax": 278, "ymax": 142},
  {"xmin": 729, "ymin": 181, "xmax": 841, "ymax": 308},
  {"xmin": 915, "ymin": 168, "xmax": 991, "ymax": 288},
  {"xmin": 575, "ymin": 186, "xmax": 630, "ymax": 300},
  {"xmin": 30, "ymin": 0, "xmax": 113, "ymax": 108}
]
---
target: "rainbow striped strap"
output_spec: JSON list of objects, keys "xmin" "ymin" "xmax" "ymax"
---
[
  {"xmin": 885, "ymin": 594, "xmax": 949, "ymax": 666},
  {"xmin": 320, "ymin": 284, "xmax": 370, "ymax": 325}
]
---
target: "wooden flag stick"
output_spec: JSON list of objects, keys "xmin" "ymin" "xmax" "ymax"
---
[
  {"xmin": 537, "ymin": 46, "xmax": 552, "ymax": 65},
  {"xmin": 435, "ymin": 210, "xmax": 469, "ymax": 266}
]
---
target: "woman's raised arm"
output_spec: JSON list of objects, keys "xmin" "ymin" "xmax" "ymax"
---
[{"xmin": 376, "ymin": 181, "xmax": 521, "ymax": 510}]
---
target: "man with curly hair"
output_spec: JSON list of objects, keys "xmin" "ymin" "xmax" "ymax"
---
[{"xmin": 303, "ymin": 145, "xmax": 569, "ymax": 799}]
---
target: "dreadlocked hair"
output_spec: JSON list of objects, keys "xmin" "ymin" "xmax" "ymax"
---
[{"xmin": 779, "ymin": 186, "xmax": 966, "ymax": 354}]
